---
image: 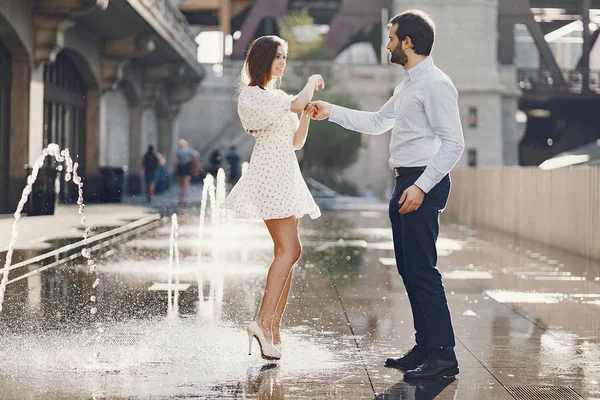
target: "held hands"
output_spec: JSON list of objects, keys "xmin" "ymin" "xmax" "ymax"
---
[
  {"xmin": 398, "ymin": 185, "xmax": 425, "ymax": 214},
  {"xmin": 308, "ymin": 74, "xmax": 325, "ymax": 91},
  {"xmin": 304, "ymin": 101, "xmax": 332, "ymax": 120}
]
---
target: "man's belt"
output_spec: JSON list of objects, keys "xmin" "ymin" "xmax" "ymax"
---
[{"xmin": 393, "ymin": 166, "xmax": 426, "ymax": 177}]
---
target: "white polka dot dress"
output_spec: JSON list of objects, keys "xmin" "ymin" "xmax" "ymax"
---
[{"xmin": 221, "ymin": 85, "xmax": 321, "ymax": 220}]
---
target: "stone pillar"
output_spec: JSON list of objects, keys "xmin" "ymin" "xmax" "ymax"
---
[
  {"xmin": 393, "ymin": 0, "xmax": 504, "ymax": 166},
  {"xmin": 127, "ymin": 105, "xmax": 143, "ymax": 194},
  {"xmin": 157, "ymin": 110, "xmax": 176, "ymax": 171},
  {"xmin": 8, "ymin": 56, "xmax": 31, "ymax": 210},
  {"xmin": 28, "ymin": 64, "xmax": 44, "ymax": 165},
  {"xmin": 84, "ymin": 88, "xmax": 102, "ymax": 202}
]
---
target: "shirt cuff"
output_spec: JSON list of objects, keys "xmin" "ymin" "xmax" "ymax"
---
[
  {"xmin": 414, "ymin": 173, "xmax": 437, "ymax": 194},
  {"xmin": 329, "ymin": 104, "xmax": 344, "ymax": 123}
]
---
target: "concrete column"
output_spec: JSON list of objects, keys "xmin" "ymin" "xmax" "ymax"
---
[
  {"xmin": 157, "ymin": 105, "xmax": 184, "ymax": 181},
  {"xmin": 220, "ymin": 0, "xmax": 231, "ymax": 59},
  {"xmin": 84, "ymin": 88, "xmax": 102, "ymax": 202},
  {"xmin": 127, "ymin": 105, "xmax": 143, "ymax": 194},
  {"xmin": 392, "ymin": 1, "xmax": 505, "ymax": 166},
  {"xmin": 8, "ymin": 56, "xmax": 31, "ymax": 210},
  {"xmin": 157, "ymin": 112, "xmax": 175, "ymax": 172},
  {"xmin": 28, "ymin": 64, "xmax": 44, "ymax": 165}
]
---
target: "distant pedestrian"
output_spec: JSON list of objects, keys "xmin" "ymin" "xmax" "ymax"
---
[
  {"xmin": 174, "ymin": 139, "xmax": 199, "ymax": 205},
  {"xmin": 207, "ymin": 149, "xmax": 223, "ymax": 177},
  {"xmin": 226, "ymin": 146, "xmax": 241, "ymax": 184},
  {"xmin": 141, "ymin": 145, "xmax": 162, "ymax": 203}
]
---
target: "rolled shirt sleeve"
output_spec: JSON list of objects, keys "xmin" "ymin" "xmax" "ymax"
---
[
  {"xmin": 414, "ymin": 79, "xmax": 465, "ymax": 193},
  {"xmin": 329, "ymin": 94, "xmax": 396, "ymax": 135}
]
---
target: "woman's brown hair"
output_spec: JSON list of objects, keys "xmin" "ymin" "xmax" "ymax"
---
[{"xmin": 243, "ymin": 35, "xmax": 288, "ymax": 89}]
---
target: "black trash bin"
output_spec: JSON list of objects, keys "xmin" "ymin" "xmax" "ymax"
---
[
  {"xmin": 25, "ymin": 164, "xmax": 58, "ymax": 216},
  {"xmin": 100, "ymin": 167, "xmax": 125, "ymax": 203}
]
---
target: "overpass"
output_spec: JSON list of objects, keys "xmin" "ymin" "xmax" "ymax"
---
[{"xmin": 499, "ymin": 0, "xmax": 600, "ymax": 165}]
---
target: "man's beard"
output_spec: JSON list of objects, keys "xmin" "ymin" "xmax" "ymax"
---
[{"xmin": 390, "ymin": 45, "xmax": 408, "ymax": 66}]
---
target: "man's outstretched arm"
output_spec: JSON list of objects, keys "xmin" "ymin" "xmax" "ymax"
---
[{"xmin": 308, "ymin": 97, "xmax": 395, "ymax": 135}]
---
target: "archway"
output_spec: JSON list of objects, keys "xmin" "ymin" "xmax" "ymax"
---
[
  {"xmin": 0, "ymin": 39, "xmax": 10, "ymax": 212},
  {"xmin": 43, "ymin": 50, "xmax": 87, "ymax": 203}
]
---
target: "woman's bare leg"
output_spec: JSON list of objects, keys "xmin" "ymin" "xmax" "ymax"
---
[
  {"xmin": 183, "ymin": 176, "xmax": 191, "ymax": 197},
  {"xmin": 256, "ymin": 216, "xmax": 301, "ymax": 342},
  {"xmin": 272, "ymin": 217, "xmax": 299, "ymax": 345},
  {"xmin": 177, "ymin": 176, "xmax": 184, "ymax": 199}
]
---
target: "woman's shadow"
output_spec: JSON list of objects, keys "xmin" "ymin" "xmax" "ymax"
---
[
  {"xmin": 375, "ymin": 377, "xmax": 457, "ymax": 400},
  {"xmin": 246, "ymin": 363, "xmax": 284, "ymax": 400}
]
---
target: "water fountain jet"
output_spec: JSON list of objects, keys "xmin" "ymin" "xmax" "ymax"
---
[{"xmin": 0, "ymin": 144, "xmax": 94, "ymax": 314}]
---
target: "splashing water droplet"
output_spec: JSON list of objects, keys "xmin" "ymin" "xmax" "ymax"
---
[
  {"xmin": 88, "ymin": 259, "xmax": 95, "ymax": 266},
  {"xmin": 93, "ymin": 279, "xmax": 100, "ymax": 288},
  {"xmin": 81, "ymin": 216, "xmax": 87, "ymax": 224},
  {"xmin": 81, "ymin": 248, "xmax": 91, "ymax": 258},
  {"xmin": 90, "ymin": 296, "xmax": 97, "ymax": 302},
  {"xmin": 90, "ymin": 307, "xmax": 97, "ymax": 315}
]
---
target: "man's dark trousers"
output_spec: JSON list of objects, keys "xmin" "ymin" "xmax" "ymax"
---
[{"xmin": 388, "ymin": 171, "xmax": 455, "ymax": 352}]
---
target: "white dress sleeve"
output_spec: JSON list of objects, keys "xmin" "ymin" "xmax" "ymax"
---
[{"xmin": 237, "ymin": 86, "xmax": 294, "ymax": 131}]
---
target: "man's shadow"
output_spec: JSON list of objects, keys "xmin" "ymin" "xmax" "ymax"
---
[
  {"xmin": 246, "ymin": 363, "xmax": 284, "ymax": 400},
  {"xmin": 375, "ymin": 377, "xmax": 457, "ymax": 400}
]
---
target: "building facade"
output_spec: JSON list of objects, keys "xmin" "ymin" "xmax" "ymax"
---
[{"xmin": 0, "ymin": 0, "xmax": 204, "ymax": 214}]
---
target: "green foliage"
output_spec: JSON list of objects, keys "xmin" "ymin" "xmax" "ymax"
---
[
  {"xmin": 303, "ymin": 92, "xmax": 362, "ymax": 172},
  {"xmin": 281, "ymin": 65, "xmax": 363, "ymax": 181},
  {"xmin": 277, "ymin": 11, "xmax": 363, "ymax": 192},
  {"xmin": 277, "ymin": 9, "xmax": 334, "ymax": 61}
]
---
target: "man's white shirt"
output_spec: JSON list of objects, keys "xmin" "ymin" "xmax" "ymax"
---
[{"xmin": 328, "ymin": 57, "xmax": 465, "ymax": 193}]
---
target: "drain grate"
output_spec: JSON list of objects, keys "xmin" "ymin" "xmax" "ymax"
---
[
  {"xmin": 506, "ymin": 385, "xmax": 583, "ymax": 400},
  {"xmin": 83, "ymin": 332, "xmax": 144, "ymax": 347}
]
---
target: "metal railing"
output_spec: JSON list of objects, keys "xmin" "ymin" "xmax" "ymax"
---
[
  {"xmin": 445, "ymin": 167, "xmax": 600, "ymax": 261},
  {"xmin": 517, "ymin": 68, "xmax": 600, "ymax": 93},
  {"xmin": 138, "ymin": 0, "xmax": 197, "ymax": 60}
]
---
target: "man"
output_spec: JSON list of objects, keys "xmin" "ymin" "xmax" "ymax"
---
[{"xmin": 308, "ymin": 10, "xmax": 464, "ymax": 380}]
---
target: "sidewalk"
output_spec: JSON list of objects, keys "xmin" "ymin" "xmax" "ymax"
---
[
  {"xmin": 1, "ymin": 203, "xmax": 599, "ymax": 399},
  {"xmin": 0, "ymin": 181, "xmax": 205, "ymax": 253}
]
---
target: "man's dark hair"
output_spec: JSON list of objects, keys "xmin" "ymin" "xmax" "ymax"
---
[
  {"xmin": 147, "ymin": 144, "xmax": 155, "ymax": 153},
  {"xmin": 389, "ymin": 10, "xmax": 435, "ymax": 56}
]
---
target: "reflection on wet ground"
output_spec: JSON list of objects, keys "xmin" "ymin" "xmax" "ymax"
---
[{"xmin": 0, "ymin": 209, "xmax": 599, "ymax": 399}]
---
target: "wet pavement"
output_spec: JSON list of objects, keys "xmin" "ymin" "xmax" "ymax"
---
[{"xmin": 1, "ymin": 206, "xmax": 599, "ymax": 399}]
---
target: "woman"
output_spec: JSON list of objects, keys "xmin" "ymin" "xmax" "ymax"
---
[
  {"xmin": 174, "ymin": 139, "xmax": 199, "ymax": 205},
  {"xmin": 221, "ymin": 35, "xmax": 323, "ymax": 360}
]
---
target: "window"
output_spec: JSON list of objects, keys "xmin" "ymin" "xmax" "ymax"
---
[{"xmin": 468, "ymin": 106, "xmax": 478, "ymax": 128}]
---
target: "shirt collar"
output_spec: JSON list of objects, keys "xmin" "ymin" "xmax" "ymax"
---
[{"xmin": 402, "ymin": 57, "xmax": 434, "ymax": 82}]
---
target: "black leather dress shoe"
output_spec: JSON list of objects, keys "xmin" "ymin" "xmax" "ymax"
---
[
  {"xmin": 385, "ymin": 345, "xmax": 428, "ymax": 370},
  {"xmin": 403, "ymin": 357, "xmax": 459, "ymax": 380}
]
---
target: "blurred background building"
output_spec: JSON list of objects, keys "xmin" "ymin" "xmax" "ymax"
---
[
  {"xmin": 176, "ymin": 0, "xmax": 600, "ymax": 198},
  {"xmin": 0, "ymin": 0, "xmax": 204, "ymax": 213},
  {"xmin": 1, "ymin": 0, "xmax": 598, "ymax": 212}
]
